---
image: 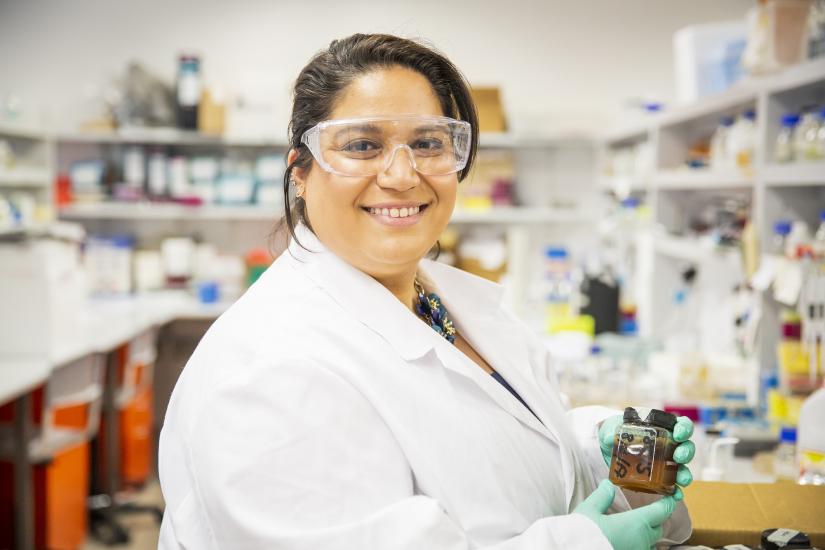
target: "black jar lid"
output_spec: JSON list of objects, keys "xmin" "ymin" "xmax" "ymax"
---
[
  {"xmin": 644, "ymin": 409, "xmax": 677, "ymax": 432},
  {"xmin": 623, "ymin": 407, "xmax": 642, "ymax": 423},
  {"xmin": 761, "ymin": 528, "xmax": 811, "ymax": 550}
]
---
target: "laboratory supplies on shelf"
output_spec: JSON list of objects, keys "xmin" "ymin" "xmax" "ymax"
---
[
  {"xmin": 85, "ymin": 234, "xmax": 135, "ymax": 296},
  {"xmin": 161, "ymin": 237, "xmax": 195, "ymax": 288},
  {"xmin": 795, "ymin": 107, "xmax": 823, "ymax": 161},
  {"xmin": 602, "ymin": 140, "xmax": 654, "ymax": 179},
  {"xmin": 709, "ymin": 116, "xmax": 734, "ymax": 169},
  {"xmin": 176, "ymin": 54, "xmax": 202, "ymax": 130},
  {"xmin": 774, "ymin": 426, "xmax": 799, "ymax": 481},
  {"xmin": 798, "ymin": 385, "xmax": 825, "ymax": 485},
  {"xmin": 743, "ymin": 0, "xmax": 815, "ymax": 74},
  {"xmin": 814, "ymin": 210, "xmax": 825, "ymax": 258},
  {"xmin": 729, "ymin": 110, "xmax": 757, "ymax": 170},
  {"xmin": 0, "ymin": 222, "xmax": 88, "ymax": 356},
  {"xmin": 775, "ymin": 107, "xmax": 825, "ymax": 163},
  {"xmin": 776, "ymin": 113, "xmax": 801, "ymax": 163}
]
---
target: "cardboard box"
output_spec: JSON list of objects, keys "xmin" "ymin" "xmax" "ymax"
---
[
  {"xmin": 470, "ymin": 87, "xmax": 507, "ymax": 133},
  {"xmin": 684, "ymin": 481, "xmax": 825, "ymax": 548}
]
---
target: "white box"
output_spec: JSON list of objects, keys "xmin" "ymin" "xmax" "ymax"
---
[
  {"xmin": 0, "ymin": 238, "xmax": 87, "ymax": 357},
  {"xmin": 674, "ymin": 21, "xmax": 747, "ymax": 104}
]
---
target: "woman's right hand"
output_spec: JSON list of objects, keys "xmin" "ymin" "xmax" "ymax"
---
[{"xmin": 573, "ymin": 480, "xmax": 676, "ymax": 550}]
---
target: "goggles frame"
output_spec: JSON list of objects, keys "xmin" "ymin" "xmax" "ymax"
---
[{"xmin": 300, "ymin": 114, "xmax": 472, "ymax": 177}]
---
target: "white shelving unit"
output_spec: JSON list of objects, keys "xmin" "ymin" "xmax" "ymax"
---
[
  {"xmin": 0, "ymin": 122, "xmax": 53, "ymax": 234},
  {"xmin": 599, "ymin": 56, "xmax": 825, "ymax": 401}
]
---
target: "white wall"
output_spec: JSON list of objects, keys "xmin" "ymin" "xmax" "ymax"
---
[{"xmin": 0, "ymin": 0, "xmax": 754, "ymax": 133}]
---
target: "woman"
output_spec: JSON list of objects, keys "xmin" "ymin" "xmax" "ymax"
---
[{"xmin": 159, "ymin": 34, "xmax": 695, "ymax": 550}]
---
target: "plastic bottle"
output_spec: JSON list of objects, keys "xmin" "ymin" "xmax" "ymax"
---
[
  {"xmin": 176, "ymin": 54, "xmax": 202, "ymax": 130},
  {"xmin": 545, "ymin": 246, "xmax": 573, "ymax": 324},
  {"xmin": 798, "ymin": 387, "xmax": 825, "ymax": 485},
  {"xmin": 710, "ymin": 116, "xmax": 735, "ymax": 169},
  {"xmin": 732, "ymin": 110, "xmax": 757, "ymax": 169},
  {"xmin": 794, "ymin": 108, "xmax": 821, "ymax": 162},
  {"xmin": 772, "ymin": 220, "xmax": 792, "ymax": 256},
  {"xmin": 775, "ymin": 114, "xmax": 800, "ymax": 163},
  {"xmin": 813, "ymin": 210, "xmax": 825, "ymax": 259},
  {"xmin": 774, "ymin": 426, "xmax": 798, "ymax": 481}
]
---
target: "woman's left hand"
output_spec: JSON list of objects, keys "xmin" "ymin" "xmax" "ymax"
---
[{"xmin": 598, "ymin": 414, "xmax": 695, "ymax": 501}]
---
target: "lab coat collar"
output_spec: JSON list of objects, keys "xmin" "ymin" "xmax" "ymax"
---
[{"xmin": 285, "ymin": 224, "xmax": 499, "ymax": 361}]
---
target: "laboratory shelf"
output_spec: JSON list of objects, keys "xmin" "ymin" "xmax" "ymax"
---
[
  {"xmin": 450, "ymin": 206, "xmax": 598, "ymax": 225},
  {"xmin": 56, "ymin": 127, "xmax": 289, "ymax": 148},
  {"xmin": 597, "ymin": 175, "xmax": 650, "ymax": 193},
  {"xmin": 763, "ymin": 56, "xmax": 825, "ymax": 95},
  {"xmin": 58, "ymin": 202, "xmax": 281, "ymax": 221},
  {"xmin": 478, "ymin": 132, "xmax": 594, "ymax": 148},
  {"xmin": 0, "ymin": 121, "xmax": 45, "ymax": 141},
  {"xmin": 763, "ymin": 163, "xmax": 825, "ymax": 187},
  {"xmin": 653, "ymin": 235, "xmax": 741, "ymax": 263},
  {"xmin": 653, "ymin": 169, "xmax": 754, "ymax": 190},
  {"xmin": 601, "ymin": 124, "xmax": 651, "ymax": 147},
  {"xmin": 0, "ymin": 167, "xmax": 51, "ymax": 186},
  {"xmin": 657, "ymin": 86, "xmax": 758, "ymax": 128}
]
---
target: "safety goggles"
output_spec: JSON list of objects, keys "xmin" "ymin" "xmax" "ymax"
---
[{"xmin": 300, "ymin": 115, "xmax": 472, "ymax": 177}]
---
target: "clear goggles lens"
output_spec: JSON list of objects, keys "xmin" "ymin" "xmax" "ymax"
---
[{"xmin": 301, "ymin": 115, "xmax": 472, "ymax": 177}]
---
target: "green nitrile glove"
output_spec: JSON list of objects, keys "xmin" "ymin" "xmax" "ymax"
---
[
  {"xmin": 574, "ymin": 479, "xmax": 677, "ymax": 550},
  {"xmin": 598, "ymin": 414, "xmax": 696, "ymax": 500}
]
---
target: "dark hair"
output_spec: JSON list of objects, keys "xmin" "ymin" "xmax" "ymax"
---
[{"xmin": 280, "ymin": 33, "xmax": 479, "ymax": 250}]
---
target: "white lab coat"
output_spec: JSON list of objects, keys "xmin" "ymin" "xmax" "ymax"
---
[{"xmin": 158, "ymin": 224, "xmax": 691, "ymax": 549}]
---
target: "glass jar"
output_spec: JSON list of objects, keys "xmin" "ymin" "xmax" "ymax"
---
[{"xmin": 608, "ymin": 407, "xmax": 679, "ymax": 495}]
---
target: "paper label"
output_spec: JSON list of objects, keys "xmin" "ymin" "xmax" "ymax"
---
[{"xmin": 767, "ymin": 528, "xmax": 800, "ymax": 545}]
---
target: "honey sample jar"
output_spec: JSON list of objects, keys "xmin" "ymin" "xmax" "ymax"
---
[{"xmin": 608, "ymin": 407, "xmax": 678, "ymax": 495}]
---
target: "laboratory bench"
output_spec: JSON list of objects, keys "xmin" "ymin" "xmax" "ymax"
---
[{"xmin": 0, "ymin": 291, "xmax": 230, "ymax": 550}]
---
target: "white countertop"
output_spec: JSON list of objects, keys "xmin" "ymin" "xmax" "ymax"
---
[{"xmin": 0, "ymin": 291, "xmax": 232, "ymax": 404}]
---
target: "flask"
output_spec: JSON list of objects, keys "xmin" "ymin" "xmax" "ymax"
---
[{"xmin": 608, "ymin": 407, "xmax": 678, "ymax": 495}]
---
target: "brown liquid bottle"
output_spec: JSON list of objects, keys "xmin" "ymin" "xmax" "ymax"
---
[{"xmin": 608, "ymin": 407, "xmax": 678, "ymax": 495}]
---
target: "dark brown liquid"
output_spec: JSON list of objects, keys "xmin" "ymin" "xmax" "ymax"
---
[{"xmin": 608, "ymin": 425, "xmax": 677, "ymax": 495}]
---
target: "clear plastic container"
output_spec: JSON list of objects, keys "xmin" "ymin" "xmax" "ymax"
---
[
  {"xmin": 794, "ymin": 108, "xmax": 822, "ymax": 161},
  {"xmin": 609, "ymin": 407, "xmax": 679, "ymax": 495},
  {"xmin": 775, "ymin": 113, "xmax": 800, "ymax": 162},
  {"xmin": 774, "ymin": 426, "xmax": 798, "ymax": 480},
  {"xmin": 710, "ymin": 116, "xmax": 735, "ymax": 169}
]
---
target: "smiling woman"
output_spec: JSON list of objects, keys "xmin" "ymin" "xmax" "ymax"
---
[{"xmin": 158, "ymin": 33, "xmax": 694, "ymax": 550}]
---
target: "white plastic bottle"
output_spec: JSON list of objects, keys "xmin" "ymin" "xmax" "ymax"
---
[
  {"xmin": 710, "ymin": 116, "xmax": 734, "ymax": 169},
  {"xmin": 776, "ymin": 113, "xmax": 800, "ymax": 163},
  {"xmin": 732, "ymin": 110, "xmax": 757, "ymax": 170},
  {"xmin": 798, "ymin": 387, "xmax": 825, "ymax": 485}
]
